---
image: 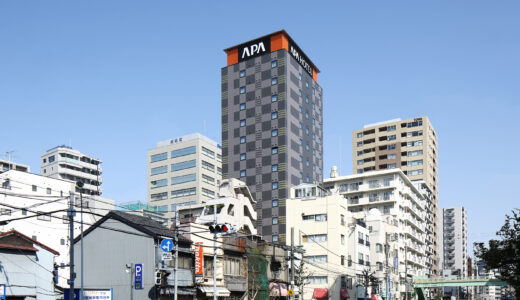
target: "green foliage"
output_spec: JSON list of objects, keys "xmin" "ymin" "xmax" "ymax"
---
[
  {"xmin": 247, "ymin": 248, "xmax": 269, "ymax": 300},
  {"xmin": 474, "ymin": 209, "xmax": 520, "ymax": 298}
]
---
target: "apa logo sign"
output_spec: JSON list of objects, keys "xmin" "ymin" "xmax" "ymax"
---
[{"xmin": 238, "ymin": 37, "xmax": 271, "ymax": 62}]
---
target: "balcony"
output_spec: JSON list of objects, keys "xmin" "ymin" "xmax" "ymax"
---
[
  {"xmin": 358, "ymin": 239, "xmax": 365, "ymax": 245},
  {"xmin": 365, "ymin": 240, "xmax": 370, "ymax": 247}
]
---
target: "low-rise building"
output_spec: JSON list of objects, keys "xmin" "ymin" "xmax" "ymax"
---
[{"xmin": 0, "ymin": 158, "xmax": 30, "ymax": 174}]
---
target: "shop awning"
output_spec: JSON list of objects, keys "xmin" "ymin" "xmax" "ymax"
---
[
  {"xmin": 269, "ymin": 282, "xmax": 288, "ymax": 296},
  {"xmin": 341, "ymin": 288, "xmax": 350, "ymax": 298},
  {"xmin": 372, "ymin": 294, "xmax": 383, "ymax": 300},
  {"xmin": 313, "ymin": 288, "xmax": 329, "ymax": 299},
  {"xmin": 198, "ymin": 286, "xmax": 231, "ymax": 297},
  {"xmin": 158, "ymin": 286, "xmax": 196, "ymax": 296}
]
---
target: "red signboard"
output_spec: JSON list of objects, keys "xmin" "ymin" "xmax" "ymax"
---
[{"xmin": 194, "ymin": 242, "xmax": 203, "ymax": 276}]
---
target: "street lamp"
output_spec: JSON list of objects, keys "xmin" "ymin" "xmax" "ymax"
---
[
  {"xmin": 76, "ymin": 181, "xmax": 84, "ymax": 300},
  {"xmin": 125, "ymin": 263, "xmax": 134, "ymax": 300}
]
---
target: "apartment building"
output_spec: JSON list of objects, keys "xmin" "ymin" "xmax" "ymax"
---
[
  {"xmin": 0, "ymin": 169, "xmax": 114, "ymax": 287},
  {"xmin": 41, "ymin": 145, "xmax": 102, "ymax": 195},
  {"xmin": 222, "ymin": 30, "xmax": 323, "ymax": 243},
  {"xmin": 286, "ymin": 184, "xmax": 357, "ymax": 300},
  {"xmin": 413, "ymin": 180, "xmax": 436, "ymax": 277},
  {"xmin": 352, "ymin": 117, "xmax": 440, "ymax": 275},
  {"xmin": 0, "ymin": 159, "xmax": 30, "ymax": 174},
  {"xmin": 147, "ymin": 133, "xmax": 222, "ymax": 221},
  {"xmin": 324, "ymin": 168, "xmax": 429, "ymax": 297},
  {"xmin": 442, "ymin": 206, "xmax": 467, "ymax": 276}
]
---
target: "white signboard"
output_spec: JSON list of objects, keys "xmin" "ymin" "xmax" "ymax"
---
[
  {"xmin": 83, "ymin": 290, "xmax": 112, "ymax": 299},
  {"xmin": 162, "ymin": 252, "xmax": 172, "ymax": 261}
]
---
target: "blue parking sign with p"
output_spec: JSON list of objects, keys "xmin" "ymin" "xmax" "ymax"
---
[{"xmin": 135, "ymin": 264, "xmax": 143, "ymax": 290}]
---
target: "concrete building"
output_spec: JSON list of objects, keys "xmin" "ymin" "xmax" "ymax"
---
[
  {"xmin": 442, "ymin": 206, "xmax": 467, "ymax": 276},
  {"xmin": 286, "ymin": 184, "xmax": 357, "ymax": 300},
  {"xmin": 413, "ymin": 180, "xmax": 436, "ymax": 277},
  {"xmin": 0, "ymin": 230, "xmax": 59, "ymax": 300},
  {"xmin": 222, "ymin": 30, "xmax": 324, "ymax": 243},
  {"xmin": 0, "ymin": 169, "xmax": 114, "ymax": 287},
  {"xmin": 0, "ymin": 158, "xmax": 30, "ymax": 174},
  {"xmin": 323, "ymin": 168, "xmax": 429, "ymax": 298},
  {"xmin": 147, "ymin": 133, "xmax": 222, "ymax": 222},
  {"xmin": 41, "ymin": 145, "xmax": 102, "ymax": 196},
  {"xmin": 352, "ymin": 117, "xmax": 440, "ymax": 275},
  {"xmin": 74, "ymin": 211, "xmax": 194, "ymax": 300}
]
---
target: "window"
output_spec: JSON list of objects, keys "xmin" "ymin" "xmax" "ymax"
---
[
  {"xmin": 32, "ymin": 185, "xmax": 37, "ymax": 192},
  {"xmin": 239, "ymin": 70, "xmax": 246, "ymax": 77},
  {"xmin": 171, "ymin": 146, "xmax": 196, "ymax": 158},
  {"xmin": 357, "ymin": 160, "xmax": 364, "ymax": 165},
  {"xmin": 46, "ymin": 188, "xmax": 51, "ymax": 195},
  {"xmin": 22, "ymin": 209, "xmax": 27, "ymax": 216},
  {"xmin": 272, "ymin": 182, "xmax": 278, "ymax": 190},
  {"xmin": 358, "ymin": 253, "xmax": 364, "ymax": 265},
  {"xmin": 151, "ymin": 152, "xmax": 168, "ymax": 162},
  {"xmin": 298, "ymin": 90, "xmax": 302, "ymax": 96},
  {"xmin": 271, "ymin": 77, "xmax": 278, "ymax": 85},
  {"xmin": 217, "ymin": 167, "xmax": 222, "ymax": 175},
  {"xmin": 150, "ymin": 178, "xmax": 168, "ymax": 189},
  {"xmin": 225, "ymin": 257, "xmax": 242, "ymax": 275},
  {"xmin": 388, "ymin": 163, "xmax": 396, "ymax": 169},
  {"xmin": 271, "ymin": 147, "xmax": 278, "ymax": 154},
  {"xmin": 341, "ymin": 255, "xmax": 345, "ymax": 266},
  {"xmin": 240, "ymin": 119, "xmax": 246, "ymax": 127},
  {"xmin": 407, "ymin": 150, "xmax": 423, "ymax": 157},
  {"xmin": 1, "ymin": 208, "xmax": 11, "ymax": 216},
  {"xmin": 388, "ymin": 125, "xmax": 396, "ymax": 131},
  {"xmin": 202, "ymin": 160, "xmax": 215, "ymax": 172},
  {"xmin": 408, "ymin": 159, "xmax": 423, "ymax": 166},
  {"xmin": 240, "ymin": 103, "xmax": 246, "ymax": 110},
  {"xmin": 271, "ymin": 60, "xmax": 278, "ymax": 68},
  {"xmin": 357, "ymin": 132, "xmax": 363, "ymax": 138},
  {"xmin": 341, "ymin": 234, "xmax": 345, "ymax": 245},
  {"xmin": 157, "ymin": 205, "xmax": 168, "ymax": 212},
  {"xmin": 271, "ymin": 129, "xmax": 278, "ymax": 137},
  {"xmin": 202, "ymin": 188, "xmax": 215, "ymax": 198},
  {"xmin": 272, "ymin": 235, "xmax": 279, "ymax": 242},
  {"xmin": 171, "ymin": 160, "xmax": 196, "ymax": 172},
  {"xmin": 376, "ymin": 243, "xmax": 383, "ymax": 253},
  {"xmin": 271, "ymin": 112, "xmax": 278, "ymax": 119},
  {"xmin": 406, "ymin": 130, "xmax": 423, "ymax": 137},
  {"xmin": 272, "ymin": 164, "xmax": 278, "ymax": 172},
  {"xmin": 37, "ymin": 212, "xmax": 51, "ymax": 221},
  {"xmin": 407, "ymin": 140, "xmax": 423, "ymax": 147},
  {"xmin": 388, "ymin": 144, "xmax": 396, "ymax": 150},
  {"xmin": 240, "ymin": 136, "xmax": 246, "ymax": 144},
  {"xmin": 151, "ymin": 165, "xmax": 168, "ymax": 175},
  {"xmin": 240, "ymin": 86, "xmax": 246, "ymax": 94},
  {"xmin": 388, "ymin": 135, "xmax": 396, "ymax": 140},
  {"xmin": 271, "ymin": 94, "xmax": 278, "ymax": 102},
  {"xmin": 151, "ymin": 192, "xmax": 168, "ymax": 201},
  {"xmin": 48, "ymin": 155, "xmax": 55, "ymax": 163},
  {"xmin": 171, "ymin": 187, "xmax": 196, "ymax": 198},
  {"xmin": 202, "ymin": 174, "xmax": 215, "ymax": 185},
  {"xmin": 272, "ymin": 217, "xmax": 278, "ymax": 225},
  {"xmin": 377, "ymin": 262, "xmax": 384, "ymax": 271},
  {"xmin": 388, "ymin": 154, "xmax": 396, "ymax": 159},
  {"xmin": 302, "ymin": 234, "xmax": 327, "ymax": 243},
  {"xmin": 171, "ymin": 174, "xmax": 196, "ymax": 185},
  {"xmin": 240, "ymin": 170, "xmax": 246, "ymax": 177},
  {"xmin": 201, "ymin": 147, "xmax": 215, "ymax": 158},
  {"xmin": 240, "ymin": 153, "xmax": 246, "ymax": 160},
  {"xmin": 307, "ymin": 276, "xmax": 328, "ymax": 285},
  {"xmin": 306, "ymin": 255, "xmax": 327, "ymax": 264},
  {"xmin": 305, "ymin": 80, "xmax": 309, "ymax": 87},
  {"xmin": 305, "ymin": 96, "xmax": 309, "ymax": 103},
  {"xmin": 357, "ymin": 141, "xmax": 363, "ymax": 147},
  {"xmin": 272, "ymin": 199, "xmax": 278, "ymax": 207},
  {"xmin": 408, "ymin": 169, "xmax": 423, "ymax": 176},
  {"xmin": 298, "ymin": 73, "xmax": 302, "ymax": 80},
  {"xmin": 60, "ymin": 238, "xmax": 65, "ymax": 245}
]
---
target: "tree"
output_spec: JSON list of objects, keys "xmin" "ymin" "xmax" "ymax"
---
[
  {"xmin": 294, "ymin": 260, "xmax": 313, "ymax": 300},
  {"xmin": 474, "ymin": 209, "xmax": 520, "ymax": 298},
  {"xmin": 360, "ymin": 269, "xmax": 379, "ymax": 297}
]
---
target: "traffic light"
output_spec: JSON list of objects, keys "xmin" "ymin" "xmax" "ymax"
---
[
  {"xmin": 155, "ymin": 271, "xmax": 162, "ymax": 285},
  {"xmin": 52, "ymin": 264, "xmax": 59, "ymax": 285},
  {"xmin": 209, "ymin": 224, "xmax": 238, "ymax": 235}
]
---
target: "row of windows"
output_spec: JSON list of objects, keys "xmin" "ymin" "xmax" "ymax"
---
[
  {"xmin": 202, "ymin": 188, "xmax": 215, "ymax": 198},
  {"xmin": 151, "ymin": 146, "xmax": 221, "ymax": 163},
  {"xmin": 239, "ymin": 146, "xmax": 278, "ymax": 161},
  {"xmin": 239, "ymin": 164, "xmax": 278, "ymax": 178},
  {"xmin": 151, "ymin": 173, "xmax": 201, "ymax": 188},
  {"xmin": 238, "ymin": 60, "xmax": 278, "ymax": 79},
  {"xmin": 239, "ymin": 77, "xmax": 278, "ymax": 94}
]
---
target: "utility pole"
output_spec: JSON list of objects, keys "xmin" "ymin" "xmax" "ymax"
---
[
  {"xmin": 290, "ymin": 227, "xmax": 295, "ymax": 300},
  {"xmin": 128, "ymin": 263, "xmax": 134, "ymax": 300},
  {"xmin": 173, "ymin": 214, "xmax": 179, "ymax": 300},
  {"xmin": 404, "ymin": 246, "xmax": 408, "ymax": 300},
  {"xmin": 213, "ymin": 203, "xmax": 218, "ymax": 300},
  {"xmin": 385, "ymin": 234, "xmax": 390, "ymax": 300},
  {"xmin": 68, "ymin": 193, "xmax": 76, "ymax": 300}
]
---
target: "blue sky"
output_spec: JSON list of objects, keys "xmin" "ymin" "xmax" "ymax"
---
[{"xmin": 1, "ymin": 1, "xmax": 519, "ymax": 251}]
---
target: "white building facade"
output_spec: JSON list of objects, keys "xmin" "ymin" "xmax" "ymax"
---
[
  {"xmin": 442, "ymin": 206, "xmax": 467, "ymax": 276},
  {"xmin": 41, "ymin": 146, "xmax": 103, "ymax": 196},
  {"xmin": 0, "ymin": 170, "xmax": 114, "ymax": 287},
  {"xmin": 147, "ymin": 133, "xmax": 222, "ymax": 222}
]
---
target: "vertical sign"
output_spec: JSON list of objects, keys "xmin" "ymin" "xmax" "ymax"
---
[
  {"xmin": 135, "ymin": 264, "xmax": 143, "ymax": 290},
  {"xmin": 194, "ymin": 242, "xmax": 203, "ymax": 276},
  {"xmin": 0, "ymin": 284, "xmax": 5, "ymax": 300}
]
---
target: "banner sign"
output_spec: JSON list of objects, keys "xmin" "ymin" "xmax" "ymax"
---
[
  {"xmin": 64, "ymin": 289, "xmax": 113, "ymax": 300},
  {"xmin": 288, "ymin": 40, "xmax": 314, "ymax": 76},
  {"xmin": 0, "ymin": 284, "xmax": 5, "ymax": 300},
  {"xmin": 238, "ymin": 36, "xmax": 271, "ymax": 62},
  {"xmin": 135, "ymin": 263, "xmax": 143, "ymax": 290},
  {"xmin": 194, "ymin": 242, "xmax": 204, "ymax": 276}
]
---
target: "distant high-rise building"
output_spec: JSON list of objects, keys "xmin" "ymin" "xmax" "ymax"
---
[
  {"xmin": 352, "ymin": 116, "xmax": 440, "ymax": 275},
  {"xmin": 41, "ymin": 146, "xmax": 102, "ymax": 195},
  {"xmin": 221, "ymin": 30, "xmax": 323, "ymax": 242},
  {"xmin": 442, "ymin": 206, "xmax": 467, "ymax": 276},
  {"xmin": 147, "ymin": 133, "xmax": 222, "ymax": 221}
]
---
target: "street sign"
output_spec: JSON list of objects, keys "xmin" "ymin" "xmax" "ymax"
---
[
  {"xmin": 0, "ymin": 284, "xmax": 5, "ymax": 300},
  {"xmin": 135, "ymin": 263, "xmax": 143, "ymax": 290},
  {"xmin": 64, "ymin": 289, "xmax": 113, "ymax": 300},
  {"xmin": 288, "ymin": 289, "xmax": 294, "ymax": 296},
  {"xmin": 394, "ymin": 257, "xmax": 398, "ymax": 269},
  {"xmin": 161, "ymin": 238, "xmax": 173, "ymax": 252},
  {"xmin": 162, "ymin": 252, "xmax": 172, "ymax": 261},
  {"xmin": 194, "ymin": 242, "xmax": 203, "ymax": 275}
]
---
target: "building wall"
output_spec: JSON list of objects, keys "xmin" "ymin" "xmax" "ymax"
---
[
  {"xmin": 41, "ymin": 146, "xmax": 103, "ymax": 195},
  {"xmin": 0, "ymin": 170, "xmax": 114, "ymax": 287},
  {"xmin": 442, "ymin": 206, "xmax": 467, "ymax": 275},
  {"xmin": 222, "ymin": 32, "xmax": 323, "ymax": 243},
  {"xmin": 147, "ymin": 133, "xmax": 222, "ymax": 222},
  {"xmin": 74, "ymin": 218, "xmax": 157, "ymax": 300},
  {"xmin": 351, "ymin": 117, "xmax": 440, "ymax": 275}
]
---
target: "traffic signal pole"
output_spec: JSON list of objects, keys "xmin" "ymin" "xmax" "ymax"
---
[{"xmin": 213, "ymin": 203, "xmax": 217, "ymax": 300}]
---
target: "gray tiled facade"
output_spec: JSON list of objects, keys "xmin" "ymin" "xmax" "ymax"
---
[{"xmin": 221, "ymin": 47, "xmax": 323, "ymax": 242}]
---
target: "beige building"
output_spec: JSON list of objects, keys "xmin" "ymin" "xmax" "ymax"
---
[
  {"xmin": 147, "ymin": 133, "xmax": 222, "ymax": 222},
  {"xmin": 352, "ymin": 116, "xmax": 440, "ymax": 276}
]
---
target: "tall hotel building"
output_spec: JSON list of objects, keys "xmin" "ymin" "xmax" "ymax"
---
[
  {"xmin": 221, "ymin": 31, "xmax": 323, "ymax": 242},
  {"xmin": 352, "ymin": 117, "xmax": 440, "ymax": 275}
]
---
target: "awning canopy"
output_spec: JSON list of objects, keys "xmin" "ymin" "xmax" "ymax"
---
[
  {"xmin": 158, "ymin": 286, "xmax": 196, "ymax": 296},
  {"xmin": 313, "ymin": 288, "xmax": 329, "ymax": 299},
  {"xmin": 269, "ymin": 282, "xmax": 288, "ymax": 296},
  {"xmin": 372, "ymin": 294, "xmax": 383, "ymax": 300},
  {"xmin": 341, "ymin": 288, "xmax": 350, "ymax": 298},
  {"xmin": 198, "ymin": 286, "xmax": 231, "ymax": 297}
]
